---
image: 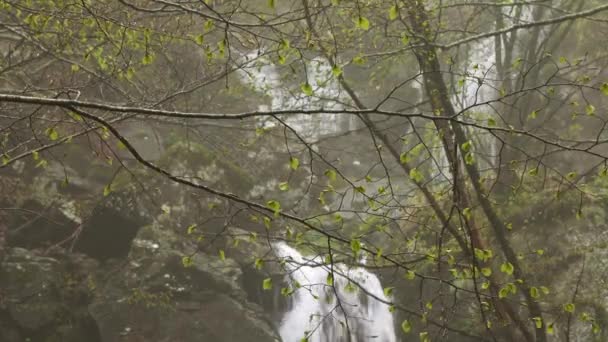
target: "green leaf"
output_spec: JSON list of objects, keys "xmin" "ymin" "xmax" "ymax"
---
[
  {"xmin": 481, "ymin": 268, "xmax": 492, "ymax": 277},
  {"xmin": 301, "ymin": 82, "xmax": 313, "ymax": 96},
  {"xmin": 383, "ymin": 287, "xmax": 394, "ymax": 297},
  {"xmin": 71, "ymin": 64, "xmax": 80, "ymax": 72},
  {"xmin": 389, "ymin": 5, "xmax": 398, "ymax": 20},
  {"xmin": 267, "ymin": 200, "xmax": 281, "ymax": 217},
  {"xmin": 352, "ymin": 55, "xmax": 366, "ymax": 65},
  {"xmin": 540, "ymin": 286, "xmax": 550, "ymax": 295},
  {"xmin": 586, "ymin": 104, "xmax": 596, "ymax": 116},
  {"xmin": 533, "ymin": 317, "xmax": 543, "ymax": 329},
  {"xmin": 218, "ymin": 249, "xmax": 225, "ymax": 261},
  {"xmin": 499, "ymin": 287, "xmax": 509, "ymax": 299},
  {"xmin": 45, "ymin": 127, "xmax": 59, "ymax": 141},
  {"xmin": 563, "ymin": 303, "xmax": 575, "ymax": 313},
  {"xmin": 409, "ymin": 168, "xmax": 423, "ymax": 183},
  {"xmin": 326, "ymin": 273, "xmax": 333, "ymax": 286},
  {"xmin": 601, "ymin": 83, "xmax": 608, "ymax": 96},
  {"xmin": 357, "ymin": 16, "xmax": 370, "ymax": 30},
  {"xmin": 289, "ymin": 157, "xmax": 300, "ymax": 170},
  {"xmin": 263, "ymin": 278, "xmax": 272, "ymax": 290},
  {"xmin": 350, "ymin": 239, "xmax": 361, "ymax": 254},
  {"xmin": 103, "ymin": 184, "xmax": 112, "ymax": 197},
  {"xmin": 204, "ymin": 19, "xmax": 214, "ymax": 32},
  {"xmin": 324, "ymin": 169, "xmax": 337, "ymax": 181},
  {"xmin": 461, "ymin": 140, "xmax": 472, "ymax": 152},
  {"xmin": 465, "ymin": 152, "xmax": 475, "ymax": 165},
  {"xmin": 195, "ymin": 34, "xmax": 204, "ymax": 45},
  {"xmin": 263, "ymin": 216, "xmax": 272, "ymax": 229},
  {"xmin": 463, "ymin": 207, "xmax": 472, "ymax": 220},
  {"xmin": 530, "ymin": 286, "xmax": 540, "ymax": 299},
  {"xmin": 419, "ymin": 331, "xmax": 430, "ymax": 342},
  {"xmin": 547, "ymin": 323, "xmax": 555, "ymax": 335},
  {"xmin": 405, "ymin": 270, "xmax": 416, "ymax": 280},
  {"xmin": 529, "ymin": 110, "xmax": 539, "ymax": 119},
  {"xmin": 277, "ymin": 54, "xmax": 286, "ymax": 65},
  {"xmin": 401, "ymin": 33, "xmax": 409, "ymax": 45},
  {"xmin": 255, "ymin": 258, "xmax": 264, "ymax": 270},
  {"xmin": 401, "ymin": 320, "xmax": 412, "ymax": 333},
  {"xmin": 279, "ymin": 182, "xmax": 289, "ymax": 191},
  {"xmin": 142, "ymin": 53, "xmax": 153, "ymax": 65},
  {"xmin": 332, "ymin": 65, "xmax": 343, "ymax": 77},
  {"xmin": 186, "ymin": 224, "xmax": 197, "ymax": 234},
  {"xmin": 487, "ymin": 118, "xmax": 497, "ymax": 127},
  {"xmin": 267, "ymin": 0, "xmax": 275, "ymax": 8},
  {"xmin": 500, "ymin": 262, "xmax": 514, "ymax": 275},
  {"xmin": 182, "ymin": 256, "xmax": 194, "ymax": 268},
  {"xmin": 35, "ymin": 159, "xmax": 48, "ymax": 168},
  {"xmin": 399, "ymin": 151, "xmax": 409, "ymax": 164}
]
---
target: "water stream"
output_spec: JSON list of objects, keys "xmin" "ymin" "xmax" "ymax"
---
[{"xmin": 274, "ymin": 242, "xmax": 396, "ymax": 342}]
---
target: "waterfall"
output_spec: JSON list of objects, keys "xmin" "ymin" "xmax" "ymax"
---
[
  {"xmin": 239, "ymin": 53, "xmax": 356, "ymax": 138},
  {"xmin": 273, "ymin": 242, "xmax": 397, "ymax": 342}
]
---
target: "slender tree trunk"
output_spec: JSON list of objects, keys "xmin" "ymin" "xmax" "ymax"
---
[{"xmin": 405, "ymin": 2, "xmax": 547, "ymax": 341}]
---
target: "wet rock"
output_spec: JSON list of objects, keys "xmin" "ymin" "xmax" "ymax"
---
[{"xmin": 0, "ymin": 248, "xmax": 101, "ymax": 342}]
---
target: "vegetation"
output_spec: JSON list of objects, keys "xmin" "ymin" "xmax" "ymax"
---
[{"xmin": 2, "ymin": 0, "xmax": 608, "ymax": 341}]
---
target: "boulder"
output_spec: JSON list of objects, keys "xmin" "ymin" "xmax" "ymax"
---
[{"xmin": 0, "ymin": 248, "xmax": 100, "ymax": 342}]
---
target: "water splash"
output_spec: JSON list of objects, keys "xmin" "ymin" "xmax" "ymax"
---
[{"xmin": 274, "ymin": 242, "xmax": 396, "ymax": 342}]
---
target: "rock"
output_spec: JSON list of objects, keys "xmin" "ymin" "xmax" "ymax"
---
[
  {"xmin": 0, "ymin": 248, "xmax": 101, "ymax": 342},
  {"xmin": 88, "ymin": 223, "xmax": 281, "ymax": 342},
  {"xmin": 73, "ymin": 192, "xmax": 150, "ymax": 261}
]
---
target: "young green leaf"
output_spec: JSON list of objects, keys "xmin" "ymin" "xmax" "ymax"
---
[
  {"xmin": 324, "ymin": 169, "xmax": 337, "ymax": 181},
  {"xmin": 279, "ymin": 182, "xmax": 289, "ymax": 191},
  {"xmin": 530, "ymin": 286, "xmax": 540, "ymax": 299},
  {"xmin": 45, "ymin": 127, "xmax": 59, "ymax": 141},
  {"xmin": 289, "ymin": 157, "xmax": 300, "ymax": 170},
  {"xmin": 389, "ymin": 5, "xmax": 398, "ymax": 20},
  {"xmin": 601, "ymin": 83, "xmax": 608, "ymax": 96},
  {"xmin": 182, "ymin": 256, "xmax": 194, "ymax": 268},
  {"xmin": 186, "ymin": 224, "xmax": 197, "ymax": 235},
  {"xmin": 326, "ymin": 273, "xmax": 334, "ymax": 286},
  {"xmin": 500, "ymin": 262, "xmax": 514, "ymax": 275},
  {"xmin": 563, "ymin": 303, "xmax": 575, "ymax": 313},
  {"xmin": 263, "ymin": 278, "xmax": 273, "ymax": 290},
  {"xmin": 409, "ymin": 168, "xmax": 423, "ymax": 183},
  {"xmin": 357, "ymin": 16, "xmax": 370, "ymax": 30},
  {"xmin": 332, "ymin": 65, "xmax": 343, "ymax": 77},
  {"xmin": 301, "ymin": 82, "xmax": 313, "ymax": 96},
  {"xmin": 401, "ymin": 320, "xmax": 412, "ymax": 333},
  {"xmin": 350, "ymin": 238, "xmax": 361, "ymax": 254},
  {"xmin": 103, "ymin": 184, "xmax": 112, "ymax": 197}
]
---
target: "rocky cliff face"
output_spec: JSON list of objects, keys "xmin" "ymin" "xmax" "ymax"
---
[{"xmin": 0, "ymin": 217, "xmax": 283, "ymax": 342}]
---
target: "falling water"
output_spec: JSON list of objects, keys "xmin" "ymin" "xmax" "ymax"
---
[
  {"xmin": 273, "ymin": 242, "xmax": 397, "ymax": 342},
  {"xmin": 239, "ymin": 53, "xmax": 356, "ymax": 138}
]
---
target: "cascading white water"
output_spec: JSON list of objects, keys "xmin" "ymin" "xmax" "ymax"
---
[
  {"xmin": 239, "ymin": 53, "xmax": 356, "ymax": 138},
  {"xmin": 273, "ymin": 242, "xmax": 396, "ymax": 342}
]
